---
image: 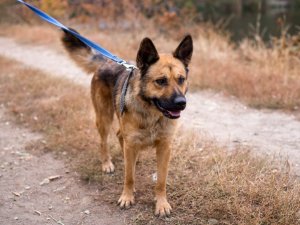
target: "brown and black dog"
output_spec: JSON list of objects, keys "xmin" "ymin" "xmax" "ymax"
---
[{"xmin": 62, "ymin": 30, "xmax": 193, "ymax": 217}]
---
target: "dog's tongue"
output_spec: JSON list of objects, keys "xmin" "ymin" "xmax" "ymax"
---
[{"xmin": 168, "ymin": 110, "xmax": 181, "ymax": 117}]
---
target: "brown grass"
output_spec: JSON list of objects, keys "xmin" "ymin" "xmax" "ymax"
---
[
  {"xmin": 1, "ymin": 22, "xmax": 300, "ymax": 113},
  {"xmin": 0, "ymin": 24, "xmax": 60, "ymax": 47},
  {"xmin": 1, "ymin": 56, "xmax": 300, "ymax": 224},
  {"xmin": 192, "ymin": 30, "xmax": 300, "ymax": 111}
]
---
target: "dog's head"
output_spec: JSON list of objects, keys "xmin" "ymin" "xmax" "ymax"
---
[{"xmin": 136, "ymin": 35, "xmax": 193, "ymax": 119}]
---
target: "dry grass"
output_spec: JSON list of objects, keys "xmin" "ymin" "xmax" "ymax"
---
[
  {"xmin": 1, "ymin": 22, "xmax": 300, "ymax": 112},
  {"xmin": 192, "ymin": 30, "xmax": 300, "ymax": 111},
  {"xmin": 1, "ymin": 56, "xmax": 300, "ymax": 224},
  {"xmin": 0, "ymin": 24, "xmax": 60, "ymax": 48}
]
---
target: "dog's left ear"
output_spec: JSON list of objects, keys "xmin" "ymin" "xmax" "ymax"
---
[{"xmin": 173, "ymin": 34, "xmax": 193, "ymax": 67}]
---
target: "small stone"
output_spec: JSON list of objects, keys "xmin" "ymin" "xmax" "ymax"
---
[
  {"xmin": 14, "ymin": 217, "xmax": 18, "ymax": 220},
  {"xmin": 208, "ymin": 218, "xmax": 218, "ymax": 225},
  {"xmin": 40, "ymin": 175, "xmax": 61, "ymax": 186},
  {"xmin": 48, "ymin": 205, "xmax": 53, "ymax": 210},
  {"xmin": 24, "ymin": 185, "xmax": 31, "ymax": 190},
  {"xmin": 84, "ymin": 210, "xmax": 90, "ymax": 215},
  {"xmin": 40, "ymin": 178, "xmax": 50, "ymax": 186},
  {"xmin": 12, "ymin": 192, "xmax": 20, "ymax": 197},
  {"xmin": 33, "ymin": 116, "xmax": 38, "ymax": 121},
  {"xmin": 48, "ymin": 175, "xmax": 61, "ymax": 181},
  {"xmin": 34, "ymin": 210, "xmax": 41, "ymax": 216}
]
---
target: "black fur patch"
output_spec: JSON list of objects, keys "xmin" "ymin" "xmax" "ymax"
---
[
  {"xmin": 98, "ymin": 65, "xmax": 126, "ymax": 87},
  {"xmin": 173, "ymin": 34, "xmax": 193, "ymax": 67},
  {"xmin": 136, "ymin": 37, "xmax": 159, "ymax": 76},
  {"xmin": 61, "ymin": 28, "xmax": 90, "ymax": 51}
]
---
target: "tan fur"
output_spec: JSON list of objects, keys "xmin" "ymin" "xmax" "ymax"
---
[
  {"xmin": 62, "ymin": 32, "xmax": 192, "ymax": 217},
  {"xmin": 140, "ymin": 54, "xmax": 188, "ymax": 99}
]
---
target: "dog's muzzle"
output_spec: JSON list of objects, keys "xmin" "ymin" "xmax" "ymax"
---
[{"xmin": 153, "ymin": 95, "xmax": 186, "ymax": 119}]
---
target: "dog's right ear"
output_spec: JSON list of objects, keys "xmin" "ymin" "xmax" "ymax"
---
[
  {"xmin": 136, "ymin": 38, "xmax": 159, "ymax": 75},
  {"xmin": 173, "ymin": 34, "xmax": 193, "ymax": 68}
]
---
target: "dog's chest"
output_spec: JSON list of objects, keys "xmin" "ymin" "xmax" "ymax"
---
[
  {"xmin": 145, "ymin": 121, "xmax": 163, "ymax": 143},
  {"xmin": 125, "ymin": 117, "xmax": 175, "ymax": 147}
]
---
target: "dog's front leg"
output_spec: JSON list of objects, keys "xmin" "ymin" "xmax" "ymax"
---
[
  {"xmin": 155, "ymin": 139, "xmax": 172, "ymax": 217},
  {"xmin": 118, "ymin": 141, "xmax": 138, "ymax": 209}
]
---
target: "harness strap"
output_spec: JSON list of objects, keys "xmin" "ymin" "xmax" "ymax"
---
[
  {"xmin": 17, "ymin": 0, "xmax": 137, "ymax": 70},
  {"xmin": 120, "ymin": 69, "xmax": 134, "ymax": 115}
]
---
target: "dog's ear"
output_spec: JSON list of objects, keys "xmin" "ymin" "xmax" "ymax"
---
[
  {"xmin": 173, "ymin": 34, "xmax": 193, "ymax": 67},
  {"xmin": 136, "ymin": 37, "xmax": 159, "ymax": 74}
]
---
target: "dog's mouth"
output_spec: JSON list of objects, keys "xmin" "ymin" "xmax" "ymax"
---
[{"xmin": 153, "ymin": 100, "xmax": 182, "ymax": 119}]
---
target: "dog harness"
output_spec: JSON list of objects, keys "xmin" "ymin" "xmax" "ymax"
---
[{"xmin": 120, "ymin": 69, "xmax": 134, "ymax": 115}]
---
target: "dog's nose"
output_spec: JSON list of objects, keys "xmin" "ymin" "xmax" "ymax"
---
[{"xmin": 174, "ymin": 96, "xmax": 186, "ymax": 109}]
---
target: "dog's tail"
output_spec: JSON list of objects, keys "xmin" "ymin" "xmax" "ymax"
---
[{"xmin": 61, "ymin": 28, "xmax": 106, "ymax": 74}]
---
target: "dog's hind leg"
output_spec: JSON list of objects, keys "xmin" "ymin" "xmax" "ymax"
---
[
  {"xmin": 91, "ymin": 76, "xmax": 115, "ymax": 173},
  {"xmin": 96, "ymin": 114, "xmax": 114, "ymax": 173}
]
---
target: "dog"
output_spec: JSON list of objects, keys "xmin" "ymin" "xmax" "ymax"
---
[{"xmin": 61, "ymin": 29, "xmax": 193, "ymax": 217}]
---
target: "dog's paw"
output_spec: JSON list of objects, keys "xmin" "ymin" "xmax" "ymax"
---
[
  {"xmin": 102, "ymin": 161, "xmax": 115, "ymax": 173},
  {"xmin": 155, "ymin": 198, "xmax": 172, "ymax": 217},
  {"xmin": 117, "ymin": 193, "xmax": 134, "ymax": 209}
]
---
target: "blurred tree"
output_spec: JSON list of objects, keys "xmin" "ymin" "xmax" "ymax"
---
[{"xmin": 39, "ymin": 0, "xmax": 68, "ymax": 18}]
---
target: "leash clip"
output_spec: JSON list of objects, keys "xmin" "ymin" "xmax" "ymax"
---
[{"xmin": 118, "ymin": 60, "xmax": 138, "ymax": 71}]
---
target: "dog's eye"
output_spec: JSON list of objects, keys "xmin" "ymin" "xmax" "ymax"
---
[
  {"xmin": 155, "ymin": 78, "xmax": 168, "ymax": 86},
  {"xmin": 178, "ymin": 76, "xmax": 185, "ymax": 85}
]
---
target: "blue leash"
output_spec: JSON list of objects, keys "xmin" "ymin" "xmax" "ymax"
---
[{"xmin": 17, "ymin": 0, "xmax": 137, "ymax": 71}]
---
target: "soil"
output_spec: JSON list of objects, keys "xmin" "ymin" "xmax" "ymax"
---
[
  {"xmin": 0, "ymin": 108, "xmax": 125, "ymax": 225},
  {"xmin": 0, "ymin": 36, "xmax": 300, "ymax": 224},
  {"xmin": 181, "ymin": 91, "xmax": 300, "ymax": 172}
]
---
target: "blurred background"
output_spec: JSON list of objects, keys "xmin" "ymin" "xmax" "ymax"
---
[{"xmin": 1, "ymin": 0, "xmax": 300, "ymax": 42}]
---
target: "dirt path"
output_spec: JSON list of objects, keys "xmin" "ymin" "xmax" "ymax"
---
[
  {"xmin": 0, "ymin": 36, "xmax": 300, "ymax": 172},
  {"xmin": 0, "ymin": 107, "xmax": 125, "ymax": 225}
]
